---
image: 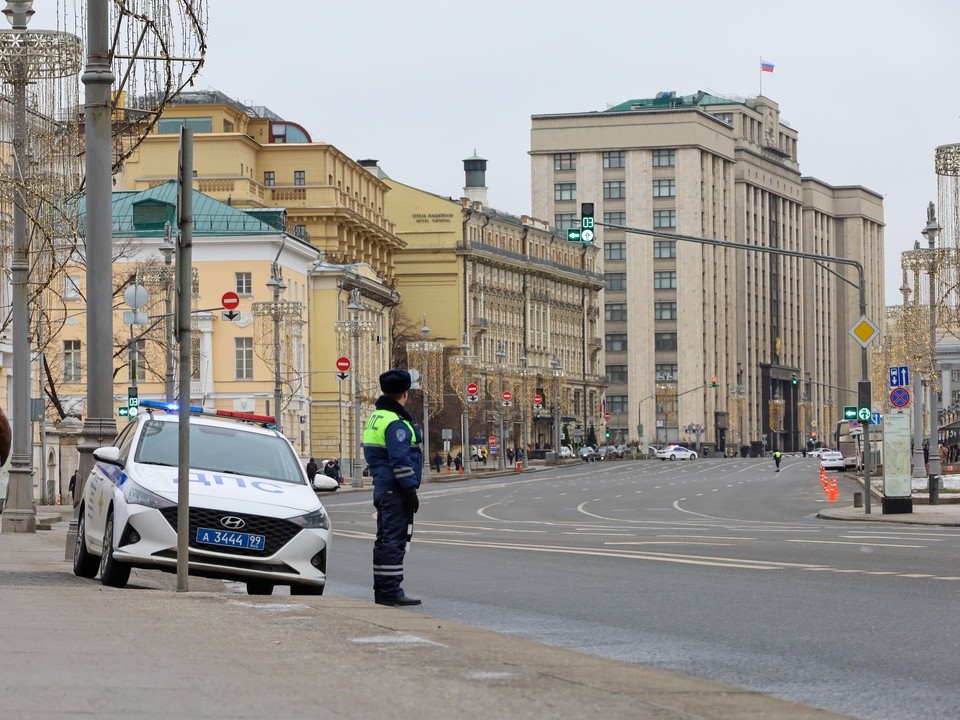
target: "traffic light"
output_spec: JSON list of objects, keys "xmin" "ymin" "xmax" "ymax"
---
[
  {"xmin": 791, "ymin": 373, "xmax": 798, "ymax": 386},
  {"xmin": 843, "ymin": 406, "xmax": 857, "ymax": 421},
  {"xmin": 118, "ymin": 406, "xmax": 129, "ymax": 417},
  {"xmin": 127, "ymin": 386, "xmax": 139, "ymax": 418},
  {"xmin": 605, "ymin": 430, "xmax": 610, "ymax": 439},
  {"xmin": 580, "ymin": 203, "xmax": 595, "ymax": 244},
  {"xmin": 709, "ymin": 376, "xmax": 719, "ymax": 388}
]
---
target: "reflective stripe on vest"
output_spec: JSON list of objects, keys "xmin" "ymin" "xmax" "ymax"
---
[{"xmin": 362, "ymin": 408, "xmax": 416, "ymax": 447}]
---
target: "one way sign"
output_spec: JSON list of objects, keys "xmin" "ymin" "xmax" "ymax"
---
[{"xmin": 222, "ymin": 310, "xmax": 239, "ymax": 321}]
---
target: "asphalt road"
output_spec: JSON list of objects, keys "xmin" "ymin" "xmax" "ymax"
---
[{"xmin": 322, "ymin": 456, "xmax": 960, "ymax": 720}]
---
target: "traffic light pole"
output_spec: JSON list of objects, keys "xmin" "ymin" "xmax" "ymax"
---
[{"xmin": 597, "ymin": 220, "xmax": 872, "ymax": 513}]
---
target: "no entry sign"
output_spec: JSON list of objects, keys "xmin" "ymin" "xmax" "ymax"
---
[
  {"xmin": 221, "ymin": 291, "xmax": 240, "ymax": 310},
  {"xmin": 467, "ymin": 383, "xmax": 478, "ymax": 396},
  {"xmin": 502, "ymin": 390, "xmax": 512, "ymax": 403},
  {"xmin": 336, "ymin": 356, "xmax": 351, "ymax": 372}
]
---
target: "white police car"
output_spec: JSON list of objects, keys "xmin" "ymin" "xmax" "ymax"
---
[{"xmin": 73, "ymin": 400, "xmax": 338, "ymax": 595}]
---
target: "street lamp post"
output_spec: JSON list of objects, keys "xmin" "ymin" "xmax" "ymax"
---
[
  {"xmin": 551, "ymin": 355, "xmax": 563, "ymax": 453},
  {"xmin": 460, "ymin": 334, "xmax": 471, "ymax": 478},
  {"xmin": 348, "ymin": 290, "xmax": 364, "ymax": 488},
  {"xmin": 923, "ymin": 203, "xmax": 942, "ymax": 504},
  {"xmin": 496, "ymin": 342, "xmax": 506, "ymax": 469},
  {"xmin": 520, "ymin": 353, "xmax": 529, "ymax": 470},
  {"xmin": 420, "ymin": 320, "xmax": 432, "ymax": 481},
  {"xmin": 160, "ymin": 222, "xmax": 175, "ymax": 403},
  {"xmin": 265, "ymin": 262, "xmax": 287, "ymax": 435}
]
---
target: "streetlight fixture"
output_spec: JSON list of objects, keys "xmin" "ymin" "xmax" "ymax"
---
[
  {"xmin": 460, "ymin": 334, "xmax": 472, "ymax": 477},
  {"xmin": 264, "ymin": 261, "xmax": 288, "ymax": 434},
  {"xmin": 519, "ymin": 353, "xmax": 529, "ymax": 470},
  {"xmin": 496, "ymin": 342, "xmax": 506, "ymax": 469},
  {"xmin": 420, "ymin": 319, "xmax": 432, "ymax": 480},
  {"xmin": 159, "ymin": 222, "xmax": 176, "ymax": 403},
  {"xmin": 922, "ymin": 202, "xmax": 942, "ymax": 504},
  {"xmin": 406, "ymin": 316, "xmax": 444, "ymax": 480},
  {"xmin": 348, "ymin": 290, "xmax": 364, "ymax": 488}
]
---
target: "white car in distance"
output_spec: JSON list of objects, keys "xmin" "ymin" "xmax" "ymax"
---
[
  {"xmin": 819, "ymin": 450, "xmax": 846, "ymax": 471},
  {"xmin": 73, "ymin": 400, "xmax": 338, "ymax": 595},
  {"xmin": 656, "ymin": 445, "xmax": 698, "ymax": 461}
]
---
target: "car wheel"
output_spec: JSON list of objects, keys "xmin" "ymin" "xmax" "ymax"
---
[
  {"xmin": 246, "ymin": 580, "xmax": 275, "ymax": 595},
  {"xmin": 99, "ymin": 511, "xmax": 131, "ymax": 588},
  {"xmin": 670, "ymin": 454, "xmax": 676, "ymax": 460},
  {"xmin": 73, "ymin": 507, "xmax": 99, "ymax": 579},
  {"xmin": 290, "ymin": 584, "xmax": 324, "ymax": 596}
]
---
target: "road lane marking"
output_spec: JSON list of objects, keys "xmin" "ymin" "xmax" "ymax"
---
[{"xmin": 785, "ymin": 539, "xmax": 925, "ymax": 548}]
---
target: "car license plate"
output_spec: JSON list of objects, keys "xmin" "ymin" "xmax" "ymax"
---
[{"xmin": 195, "ymin": 527, "xmax": 266, "ymax": 551}]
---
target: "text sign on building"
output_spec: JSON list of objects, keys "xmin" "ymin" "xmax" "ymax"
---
[
  {"xmin": 883, "ymin": 412, "xmax": 912, "ymax": 498},
  {"xmin": 889, "ymin": 365, "xmax": 909, "ymax": 388}
]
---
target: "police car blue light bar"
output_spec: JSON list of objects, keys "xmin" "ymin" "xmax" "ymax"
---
[{"xmin": 138, "ymin": 398, "xmax": 275, "ymax": 425}]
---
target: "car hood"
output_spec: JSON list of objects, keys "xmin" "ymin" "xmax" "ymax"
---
[{"xmin": 131, "ymin": 464, "xmax": 321, "ymax": 515}]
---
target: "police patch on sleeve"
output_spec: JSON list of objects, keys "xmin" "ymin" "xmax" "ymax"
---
[{"xmin": 395, "ymin": 428, "xmax": 407, "ymax": 443}]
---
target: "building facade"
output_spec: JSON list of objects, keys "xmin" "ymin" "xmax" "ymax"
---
[
  {"xmin": 380, "ymin": 158, "xmax": 606, "ymax": 456},
  {"xmin": 531, "ymin": 92, "xmax": 885, "ymax": 452}
]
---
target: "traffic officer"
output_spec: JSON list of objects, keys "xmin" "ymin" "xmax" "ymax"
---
[
  {"xmin": 362, "ymin": 369, "xmax": 423, "ymax": 606},
  {"xmin": 773, "ymin": 448, "xmax": 782, "ymax": 472}
]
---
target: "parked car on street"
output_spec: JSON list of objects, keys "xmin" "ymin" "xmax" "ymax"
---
[
  {"xmin": 558, "ymin": 445, "xmax": 574, "ymax": 459},
  {"xmin": 808, "ymin": 447, "xmax": 831, "ymax": 459},
  {"xmin": 579, "ymin": 446, "xmax": 600, "ymax": 462},
  {"xmin": 656, "ymin": 445, "xmax": 698, "ymax": 461},
  {"xmin": 820, "ymin": 450, "xmax": 845, "ymax": 470},
  {"xmin": 73, "ymin": 399, "xmax": 338, "ymax": 596}
]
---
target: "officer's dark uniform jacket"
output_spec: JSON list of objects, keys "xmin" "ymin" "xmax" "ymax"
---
[
  {"xmin": 362, "ymin": 397, "xmax": 423, "ymax": 492},
  {"xmin": 362, "ymin": 396, "xmax": 423, "ymax": 600}
]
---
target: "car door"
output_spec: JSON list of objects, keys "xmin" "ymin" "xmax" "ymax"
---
[{"xmin": 86, "ymin": 421, "xmax": 138, "ymax": 549}]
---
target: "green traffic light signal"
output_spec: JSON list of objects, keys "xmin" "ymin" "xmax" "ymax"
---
[
  {"xmin": 605, "ymin": 430, "xmax": 610, "ymax": 438},
  {"xmin": 579, "ymin": 202, "xmax": 595, "ymax": 244},
  {"xmin": 843, "ymin": 406, "xmax": 857, "ymax": 420},
  {"xmin": 118, "ymin": 406, "xmax": 129, "ymax": 416}
]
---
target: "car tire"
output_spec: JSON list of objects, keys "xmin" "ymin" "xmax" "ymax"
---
[
  {"xmin": 670, "ymin": 454, "xmax": 676, "ymax": 460},
  {"xmin": 246, "ymin": 580, "xmax": 275, "ymax": 595},
  {"xmin": 73, "ymin": 507, "xmax": 99, "ymax": 579},
  {"xmin": 290, "ymin": 584, "xmax": 324, "ymax": 596},
  {"xmin": 99, "ymin": 511, "xmax": 131, "ymax": 588}
]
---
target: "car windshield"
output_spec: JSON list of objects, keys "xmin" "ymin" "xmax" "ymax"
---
[{"xmin": 135, "ymin": 419, "xmax": 307, "ymax": 485}]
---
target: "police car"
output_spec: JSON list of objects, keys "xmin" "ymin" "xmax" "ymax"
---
[{"xmin": 72, "ymin": 400, "xmax": 338, "ymax": 595}]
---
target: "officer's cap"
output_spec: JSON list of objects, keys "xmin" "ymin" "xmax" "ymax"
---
[{"xmin": 379, "ymin": 368, "xmax": 412, "ymax": 394}]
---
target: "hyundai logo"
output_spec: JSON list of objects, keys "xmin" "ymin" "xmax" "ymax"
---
[{"xmin": 220, "ymin": 516, "xmax": 246, "ymax": 530}]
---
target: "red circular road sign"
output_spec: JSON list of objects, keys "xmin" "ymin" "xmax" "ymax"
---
[
  {"xmin": 604, "ymin": 411, "xmax": 611, "ymax": 420},
  {"xmin": 466, "ymin": 382, "xmax": 478, "ymax": 396},
  {"xmin": 221, "ymin": 291, "xmax": 240, "ymax": 310},
  {"xmin": 336, "ymin": 356, "xmax": 351, "ymax": 372},
  {"xmin": 533, "ymin": 394, "xmax": 543, "ymax": 405},
  {"xmin": 488, "ymin": 435, "xmax": 497, "ymax": 445},
  {"xmin": 890, "ymin": 386, "xmax": 910, "ymax": 408},
  {"xmin": 502, "ymin": 390, "xmax": 512, "ymax": 402}
]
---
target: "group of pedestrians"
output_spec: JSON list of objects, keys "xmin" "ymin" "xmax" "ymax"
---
[{"xmin": 432, "ymin": 452, "xmax": 464, "ymax": 474}]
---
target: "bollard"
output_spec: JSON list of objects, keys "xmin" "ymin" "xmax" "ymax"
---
[{"xmin": 853, "ymin": 491, "xmax": 863, "ymax": 508}]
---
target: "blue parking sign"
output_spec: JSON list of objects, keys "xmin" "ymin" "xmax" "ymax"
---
[{"xmin": 889, "ymin": 366, "xmax": 909, "ymax": 388}]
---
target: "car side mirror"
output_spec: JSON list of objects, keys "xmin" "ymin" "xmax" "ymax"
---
[
  {"xmin": 93, "ymin": 446, "xmax": 123, "ymax": 467},
  {"xmin": 313, "ymin": 475, "xmax": 339, "ymax": 492}
]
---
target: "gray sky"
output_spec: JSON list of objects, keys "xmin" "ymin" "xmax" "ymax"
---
[{"xmin": 88, "ymin": 1, "xmax": 960, "ymax": 306}]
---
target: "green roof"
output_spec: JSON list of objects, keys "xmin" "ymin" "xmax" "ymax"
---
[
  {"xmin": 605, "ymin": 91, "xmax": 746, "ymax": 113},
  {"xmin": 78, "ymin": 181, "xmax": 284, "ymax": 237}
]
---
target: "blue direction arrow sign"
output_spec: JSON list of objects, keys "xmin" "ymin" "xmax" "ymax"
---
[{"xmin": 889, "ymin": 365, "xmax": 909, "ymax": 388}]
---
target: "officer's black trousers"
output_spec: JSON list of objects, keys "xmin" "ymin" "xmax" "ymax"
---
[{"xmin": 373, "ymin": 489, "xmax": 413, "ymax": 599}]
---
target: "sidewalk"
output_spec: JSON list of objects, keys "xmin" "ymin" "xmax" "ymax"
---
[
  {"xmin": 0, "ymin": 510, "xmax": 856, "ymax": 720},
  {"xmin": 817, "ymin": 473, "xmax": 960, "ymax": 526}
]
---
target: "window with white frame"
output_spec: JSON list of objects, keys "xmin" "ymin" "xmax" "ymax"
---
[
  {"xmin": 263, "ymin": 171, "xmax": 275, "ymax": 187},
  {"xmin": 64, "ymin": 340, "xmax": 81, "ymax": 383},
  {"xmin": 236, "ymin": 271, "xmax": 252, "ymax": 295},
  {"xmin": 64, "ymin": 275, "xmax": 81, "ymax": 300},
  {"xmin": 294, "ymin": 170, "xmax": 305, "ymax": 186},
  {"xmin": 236, "ymin": 337, "xmax": 254, "ymax": 380}
]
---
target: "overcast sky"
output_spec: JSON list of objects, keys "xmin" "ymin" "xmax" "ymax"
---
[{"xmin": 78, "ymin": 1, "xmax": 960, "ymax": 306}]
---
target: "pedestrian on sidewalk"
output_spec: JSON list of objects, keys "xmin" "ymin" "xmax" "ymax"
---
[
  {"xmin": 446, "ymin": 452, "xmax": 453, "ymax": 472},
  {"xmin": 773, "ymin": 449, "xmax": 782, "ymax": 472},
  {"xmin": 454, "ymin": 452, "xmax": 463, "ymax": 472},
  {"xmin": 363, "ymin": 369, "xmax": 423, "ymax": 607},
  {"xmin": 433, "ymin": 452, "xmax": 443, "ymax": 474},
  {"xmin": 305, "ymin": 457, "xmax": 319, "ymax": 483}
]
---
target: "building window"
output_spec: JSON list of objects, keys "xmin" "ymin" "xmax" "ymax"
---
[
  {"xmin": 554, "ymin": 152, "xmax": 576, "ymax": 171},
  {"xmin": 655, "ymin": 363, "xmax": 678, "ymax": 381},
  {"xmin": 603, "ymin": 180, "xmax": 626, "ymax": 200},
  {"xmin": 712, "ymin": 112, "xmax": 733, "ymax": 125},
  {"xmin": 655, "ymin": 301, "xmax": 678, "ymax": 320},
  {"xmin": 653, "ymin": 240, "xmax": 676, "ymax": 258},
  {"xmin": 236, "ymin": 271, "xmax": 252, "ymax": 295},
  {"xmin": 606, "ymin": 334, "xmax": 628, "ymax": 352},
  {"xmin": 606, "ymin": 365, "xmax": 628, "ymax": 383},
  {"xmin": 64, "ymin": 275, "xmax": 80, "ymax": 300},
  {"xmin": 655, "ymin": 333, "xmax": 678, "ymax": 351},
  {"xmin": 130, "ymin": 339, "xmax": 146, "ymax": 382},
  {"xmin": 158, "ymin": 117, "xmax": 212, "ymax": 134},
  {"xmin": 554, "ymin": 182, "xmax": 576, "ymax": 201},
  {"xmin": 653, "ymin": 179, "xmax": 676, "ymax": 197},
  {"xmin": 63, "ymin": 340, "xmax": 81, "ymax": 383},
  {"xmin": 653, "ymin": 149, "xmax": 676, "ymax": 167},
  {"xmin": 236, "ymin": 337, "xmax": 254, "ymax": 380},
  {"xmin": 654, "ymin": 271, "xmax": 677, "ymax": 289},
  {"xmin": 263, "ymin": 171, "xmax": 275, "ymax": 187},
  {"xmin": 653, "ymin": 209, "xmax": 676, "ymax": 228},
  {"xmin": 605, "ymin": 272, "xmax": 626, "ymax": 292},
  {"xmin": 607, "ymin": 394, "xmax": 628, "ymax": 414},
  {"xmin": 603, "ymin": 150, "xmax": 625, "ymax": 169},
  {"xmin": 293, "ymin": 170, "xmax": 306, "ymax": 186},
  {"xmin": 604, "ymin": 242, "xmax": 626, "ymax": 261},
  {"xmin": 605, "ymin": 302, "xmax": 627, "ymax": 321},
  {"xmin": 294, "ymin": 224, "xmax": 307, "ymax": 238},
  {"xmin": 604, "ymin": 211, "xmax": 625, "ymax": 226},
  {"xmin": 555, "ymin": 213, "xmax": 578, "ymax": 230}
]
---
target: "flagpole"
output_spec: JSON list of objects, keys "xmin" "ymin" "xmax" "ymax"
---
[{"xmin": 759, "ymin": 55, "xmax": 763, "ymax": 95}]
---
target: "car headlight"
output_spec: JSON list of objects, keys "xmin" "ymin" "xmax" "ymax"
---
[
  {"xmin": 122, "ymin": 478, "xmax": 176, "ymax": 509},
  {"xmin": 289, "ymin": 508, "xmax": 330, "ymax": 530}
]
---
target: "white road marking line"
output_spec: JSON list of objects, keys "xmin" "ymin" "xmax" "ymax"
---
[
  {"xmin": 785, "ymin": 539, "xmax": 925, "ymax": 548},
  {"xmin": 352, "ymin": 635, "xmax": 442, "ymax": 646}
]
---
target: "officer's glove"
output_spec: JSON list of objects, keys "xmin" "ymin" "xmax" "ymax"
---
[{"xmin": 402, "ymin": 488, "xmax": 420, "ymax": 514}]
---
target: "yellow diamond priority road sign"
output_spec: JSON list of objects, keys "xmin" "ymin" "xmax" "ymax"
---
[{"xmin": 849, "ymin": 315, "xmax": 879, "ymax": 348}]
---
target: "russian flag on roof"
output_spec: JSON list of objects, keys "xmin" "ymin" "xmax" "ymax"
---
[{"xmin": 761, "ymin": 61, "xmax": 775, "ymax": 73}]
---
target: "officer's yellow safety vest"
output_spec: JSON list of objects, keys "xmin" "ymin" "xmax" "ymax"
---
[{"xmin": 362, "ymin": 409, "xmax": 417, "ymax": 448}]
